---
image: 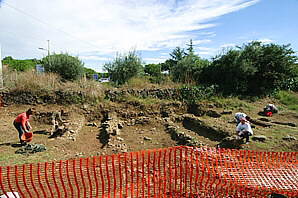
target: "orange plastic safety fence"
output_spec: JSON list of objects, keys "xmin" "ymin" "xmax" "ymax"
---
[{"xmin": 0, "ymin": 146, "xmax": 297, "ymax": 197}]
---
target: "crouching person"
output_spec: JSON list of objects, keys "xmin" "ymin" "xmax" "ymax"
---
[{"xmin": 236, "ymin": 118, "xmax": 253, "ymax": 144}]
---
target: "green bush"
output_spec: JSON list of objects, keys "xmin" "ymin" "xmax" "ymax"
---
[
  {"xmin": 103, "ymin": 50, "xmax": 144, "ymax": 85},
  {"xmin": 42, "ymin": 53, "xmax": 84, "ymax": 81},
  {"xmin": 177, "ymin": 85, "xmax": 217, "ymax": 104},
  {"xmin": 200, "ymin": 41, "xmax": 298, "ymax": 96}
]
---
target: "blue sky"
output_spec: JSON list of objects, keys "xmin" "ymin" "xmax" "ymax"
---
[{"xmin": 0, "ymin": 0, "xmax": 297, "ymax": 72}]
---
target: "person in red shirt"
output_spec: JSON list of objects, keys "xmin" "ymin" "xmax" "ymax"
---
[{"xmin": 13, "ymin": 108, "xmax": 36, "ymax": 145}]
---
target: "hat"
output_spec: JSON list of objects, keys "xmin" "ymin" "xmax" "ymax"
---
[{"xmin": 241, "ymin": 118, "xmax": 248, "ymax": 122}]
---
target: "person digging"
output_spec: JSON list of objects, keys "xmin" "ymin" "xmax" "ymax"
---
[
  {"xmin": 236, "ymin": 117, "xmax": 253, "ymax": 144},
  {"xmin": 13, "ymin": 108, "xmax": 36, "ymax": 145}
]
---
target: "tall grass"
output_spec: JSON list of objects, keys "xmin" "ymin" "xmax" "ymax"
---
[{"xmin": 2, "ymin": 68, "xmax": 106, "ymax": 100}]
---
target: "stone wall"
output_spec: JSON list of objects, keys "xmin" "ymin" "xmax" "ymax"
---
[
  {"xmin": 0, "ymin": 88, "xmax": 180, "ymax": 105},
  {"xmin": 0, "ymin": 90, "xmax": 96, "ymax": 105}
]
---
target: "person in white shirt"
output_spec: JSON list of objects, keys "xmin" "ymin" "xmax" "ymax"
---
[
  {"xmin": 234, "ymin": 112, "xmax": 250, "ymax": 126},
  {"xmin": 236, "ymin": 118, "xmax": 253, "ymax": 143}
]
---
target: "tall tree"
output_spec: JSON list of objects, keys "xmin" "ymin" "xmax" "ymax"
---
[
  {"xmin": 162, "ymin": 47, "xmax": 186, "ymax": 73},
  {"xmin": 200, "ymin": 41, "xmax": 298, "ymax": 95},
  {"xmin": 172, "ymin": 53, "xmax": 209, "ymax": 84},
  {"xmin": 186, "ymin": 39, "xmax": 194, "ymax": 55}
]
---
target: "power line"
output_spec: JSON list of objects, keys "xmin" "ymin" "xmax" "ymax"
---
[{"xmin": 1, "ymin": 1, "xmax": 101, "ymax": 51}]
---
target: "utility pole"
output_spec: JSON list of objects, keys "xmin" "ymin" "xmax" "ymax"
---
[
  {"xmin": 39, "ymin": 39, "xmax": 50, "ymax": 66},
  {"xmin": 0, "ymin": 43, "xmax": 3, "ymax": 87},
  {"xmin": 47, "ymin": 40, "xmax": 50, "ymax": 67}
]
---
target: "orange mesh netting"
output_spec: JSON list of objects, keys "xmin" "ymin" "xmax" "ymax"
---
[{"xmin": 0, "ymin": 146, "xmax": 297, "ymax": 197}]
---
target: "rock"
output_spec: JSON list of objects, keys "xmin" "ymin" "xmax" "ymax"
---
[
  {"xmin": 118, "ymin": 123, "xmax": 123, "ymax": 129},
  {"xmin": 144, "ymin": 136, "xmax": 152, "ymax": 141},
  {"xmin": 107, "ymin": 143, "xmax": 114, "ymax": 148},
  {"xmin": 86, "ymin": 123, "xmax": 97, "ymax": 127},
  {"xmin": 206, "ymin": 110, "xmax": 221, "ymax": 118},
  {"xmin": 116, "ymin": 137, "xmax": 124, "ymax": 141},
  {"xmin": 282, "ymin": 135, "xmax": 296, "ymax": 141},
  {"xmin": 221, "ymin": 110, "xmax": 232, "ymax": 115},
  {"xmin": 252, "ymin": 135, "xmax": 267, "ymax": 142}
]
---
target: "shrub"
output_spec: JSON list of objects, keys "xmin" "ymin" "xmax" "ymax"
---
[
  {"xmin": 200, "ymin": 41, "xmax": 298, "ymax": 96},
  {"xmin": 42, "ymin": 53, "xmax": 84, "ymax": 81},
  {"xmin": 103, "ymin": 50, "xmax": 144, "ymax": 85},
  {"xmin": 177, "ymin": 85, "xmax": 217, "ymax": 104}
]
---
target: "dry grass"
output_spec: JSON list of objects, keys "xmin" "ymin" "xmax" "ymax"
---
[
  {"xmin": 3, "ymin": 69, "xmax": 61, "ymax": 92},
  {"xmin": 120, "ymin": 76, "xmax": 180, "ymax": 90},
  {"xmin": 2, "ymin": 68, "xmax": 106, "ymax": 100}
]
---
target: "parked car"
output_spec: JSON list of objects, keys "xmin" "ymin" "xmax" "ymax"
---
[{"xmin": 99, "ymin": 78, "xmax": 110, "ymax": 83}]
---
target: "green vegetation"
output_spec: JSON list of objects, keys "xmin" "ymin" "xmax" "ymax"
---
[
  {"xmin": 273, "ymin": 91, "xmax": 298, "ymax": 112},
  {"xmin": 2, "ymin": 40, "xmax": 297, "ymax": 105},
  {"xmin": 84, "ymin": 68, "xmax": 109, "ymax": 80},
  {"xmin": 209, "ymin": 96, "xmax": 252, "ymax": 110},
  {"xmin": 177, "ymin": 85, "xmax": 217, "ymax": 104},
  {"xmin": 2, "ymin": 56, "xmax": 37, "ymax": 71},
  {"xmin": 200, "ymin": 41, "xmax": 298, "ymax": 95},
  {"xmin": 42, "ymin": 53, "xmax": 85, "ymax": 81},
  {"xmin": 103, "ymin": 50, "xmax": 144, "ymax": 85}
]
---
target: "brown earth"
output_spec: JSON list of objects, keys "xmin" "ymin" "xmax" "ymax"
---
[{"xmin": 0, "ymin": 96, "xmax": 297, "ymax": 167}]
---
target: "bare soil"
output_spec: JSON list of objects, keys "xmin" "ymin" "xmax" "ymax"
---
[{"xmin": 0, "ymin": 96, "xmax": 297, "ymax": 167}]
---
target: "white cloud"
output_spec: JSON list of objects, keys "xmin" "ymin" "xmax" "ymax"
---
[
  {"xmin": 193, "ymin": 39, "xmax": 212, "ymax": 45},
  {"xmin": 221, "ymin": 43, "xmax": 236, "ymax": 48},
  {"xmin": 0, "ymin": 0, "xmax": 259, "ymax": 68},
  {"xmin": 248, "ymin": 38, "xmax": 273, "ymax": 43},
  {"xmin": 79, "ymin": 56, "xmax": 110, "ymax": 61},
  {"xmin": 143, "ymin": 57, "xmax": 167, "ymax": 64}
]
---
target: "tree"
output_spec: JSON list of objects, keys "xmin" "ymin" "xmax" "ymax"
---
[
  {"xmin": 84, "ymin": 68, "xmax": 99, "ymax": 79},
  {"xmin": 103, "ymin": 50, "xmax": 143, "ymax": 85},
  {"xmin": 200, "ymin": 41, "xmax": 298, "ymax": 95},
  {"xmin": 42, "ymin": 53, "xmax": 84, "ymax": 81},
  {"xmin": 186, "ymin": 39, "xmax": 194, "ymax": 55},
  {"xmin": 162, "ymin": 47, "xmax": 186, "ymax": 73},
  {"xmin": 144, "ymin": 63, "xmax": 161, "ymax": 77},
  {"xmin": 172, "ymin": 53, "xmax": 209, "ymax": 84},
  {"xmin": 3, "ymin": 56, "xmax": 13, "ymax": 61}
]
